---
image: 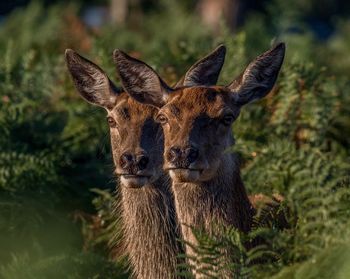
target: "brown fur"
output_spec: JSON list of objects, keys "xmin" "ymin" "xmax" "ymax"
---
[
  {"xmin": 109, "ymin": 94, "xmax": 183, "ymax": 279},
  {"xmin": 65, "ymin": 51, "xmax": 183, "ymax": 279},
  {"xmin": 114, "ymin": 43, "xmax": 285, "ymax": 277},
  {"xmin": 66, "ymin": 46, "xmax": 228, "ymax": 278},
  {"xmin": 159, "ymin": 87, "xmax": 254, "ymax": 277}
]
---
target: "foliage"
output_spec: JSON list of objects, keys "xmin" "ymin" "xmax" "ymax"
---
[
  {"xmin": 0, "ymin": 0, "xmax": 349, "ymax": 278},
  {"xmin": 0, "ymin": 252, "xmax": 128, "ymax": 279},
  {"xmin": 182, "ymin": 161, "xmax": 350, "ymax": 277}
]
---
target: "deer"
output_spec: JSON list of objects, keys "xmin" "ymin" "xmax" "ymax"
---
[
  {"xmin": 65, "ymin": 45, "xmax": 226, "ymax": 279},
  {"xmin": 114, "ymin": 43, "xmax": 285, "ymax": 277}
]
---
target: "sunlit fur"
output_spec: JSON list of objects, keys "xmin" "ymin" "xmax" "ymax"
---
[
  {"xmin": 113, "ymin": 43, "xmax": 285, "ymax": 278},
  {"xmin": 65, "ymin": 50, "xmax": 184, "ymax": 279},
  {"xmin": 161, "ymin": 87, "xmax": 240, "ymax": 181},
  {"xmin": 107, "ymin": 93, "xmax": 184, "ymax": 279},
  {"xmin": 159, "ymin": 86, "xmax": 254, "ymax": 276}
]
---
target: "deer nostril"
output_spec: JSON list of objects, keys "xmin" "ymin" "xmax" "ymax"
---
[
  {"xmin": 186, "ymin": 147, "xmax": 199, "ymax": 164},
  {"xmin": 120, "ymin": 153, "xmax": 133, "ymax": 169},
  {"xmin": 137, "ymin": 155, "xmax": 149, "ymax": 170},
  {"xmin": 168, "ymin": 147, "xmax": 181, "ymax": 163}
]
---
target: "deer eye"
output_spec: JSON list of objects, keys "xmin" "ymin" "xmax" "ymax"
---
[
  {"xmin": 107, "ymin": 116, "xmax": 117, "ymax": 128},
  {"xmin": 156, "ymin": 114, "xmax": 168, "ymax": 125},
  {"xmin": 221, "ymin": 114, "xmax": 235, "ymax": 126}
]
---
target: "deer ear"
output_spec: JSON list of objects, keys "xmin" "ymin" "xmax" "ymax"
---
[
  {"xmin": 177, "ymin": 44, "xmax": 226, "ymax": 87},
  {"xmin": 228, "ymin": 43, "xmax": 285, "ymax": 106},
  {"xmin": 65, "ymin": 49, "xmax": 120, "ymax": 110},
  {"xmin": 113, "ymin": 50, "xmax": 172, "ymax": 108}
]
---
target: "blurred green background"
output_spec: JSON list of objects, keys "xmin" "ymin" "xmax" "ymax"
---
[{"xmin": 0, "ymin": 0, "xmax": 349, "ymax": 278}]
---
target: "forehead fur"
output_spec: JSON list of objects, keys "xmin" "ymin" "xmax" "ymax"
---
[
  {"xmin": 165, "ymin": 86, "xmax": 232, "ymax": 117},
  {"xmin": 111, "ymin": 92, "xmax": 158, "ymax": 120}
]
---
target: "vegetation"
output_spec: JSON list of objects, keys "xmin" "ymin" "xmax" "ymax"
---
[{"xmin": 0, "ymin": 1, "xmax": 349, "ymax": 278}]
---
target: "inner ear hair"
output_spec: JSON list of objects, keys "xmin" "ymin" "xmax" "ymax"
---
[
  {"xmin": 65, "ymin": 49, "xmax": 120, "ymax": 109},
  {"xmin": 228, "ymin": 42, "xmax": 285, "ymax": 105},
  {"xmin": 175, "ymin": 44, "xmax": 226, "ymax": 88},
  {"xmin": 113, "ymin": 49, "xmax": 172, "ymax": 108}
]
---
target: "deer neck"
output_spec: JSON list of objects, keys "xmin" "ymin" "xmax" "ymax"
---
[
  {"xmin": 119, "ymin": 174, "xmax": 183, "ymax": 279},
  {"xmin": 171, "ymin": 152, "xmax": 254, "ymax": 259}
]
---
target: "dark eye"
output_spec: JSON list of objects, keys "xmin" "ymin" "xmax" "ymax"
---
[
  {"xmin": 156, "ymin": 114, "xmax": 168, "ymax": 125},
  {"xmin": 221, "ymin": 114, "xmax": 234, "ymax": 126},
  {"xmin": 107, "ymin": 116, "xmax": 117, "ymax": 128}
]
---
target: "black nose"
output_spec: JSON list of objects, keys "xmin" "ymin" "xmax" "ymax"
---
[
  {"xmin": 120, "ymin": 153, "xmax": 133, "ymax": 170},
  {"xmin": 168, "ymin": 147, "xmax": 181, "ymax": 163},
  {"xmin": 167, "ymin": 146, "xmax": 199, "ymax": 167},
  {"xmin": 119, "ymin": 152, "xmax": 150, "ymax": 172},
  {"xmin": 185, "ymin": 147, "xmax": 199, "ymax": 164},
  {"xmin": 137, "ymin": 155, "xmax": 149, "ymax": 170}
]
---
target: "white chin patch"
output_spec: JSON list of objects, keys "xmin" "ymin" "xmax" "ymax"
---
[
  {"xmin": 169, "ymin": 169, "xmax": 200, "ymax": 182},
  {"xmin": 121, "ymin": 176, "xmax": 149, "ymax": 188}
]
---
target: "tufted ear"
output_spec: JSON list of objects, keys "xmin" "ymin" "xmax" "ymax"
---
[
  {"xmin": 228, "ymin": 43, "xmax": 285, "ymax": 106},
  {"xmin": 175, "ymin": 44, "xmax": 226, "ymax": 88},
  {"xmin": 65, "ymin": 49, "xmax": 121, "ymax": 110},
  {"xmin": 113, "ymin": 49, "xmax": 172, "ymax": 108}
]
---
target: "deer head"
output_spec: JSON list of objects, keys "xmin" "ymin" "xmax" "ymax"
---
[
  {"xmin": 115, "ymin": 43, "xmax": 285, "ymax": 183},
  {"xmin": 65, "ymin": 45, "xmax": 226, "ymax": 188}
]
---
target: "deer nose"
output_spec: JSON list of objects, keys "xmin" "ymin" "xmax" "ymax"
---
[
  {"xmin": 167, "ymin": 146, "xmax": 199, "ymax": 167},
  {"xmin": 137, "ymin": 155, "xmax": 149, "ymax": 170},
  {"xmin": 120, "ymin": 153, "xmax": 133, "ymax": 170},
  {"xmin": 168, "ymin": 147, "xmax": 181, "ymax": 163},
  {"xmin": 119, "ymin": 152, "xmax": 150, "ymax": 172}
]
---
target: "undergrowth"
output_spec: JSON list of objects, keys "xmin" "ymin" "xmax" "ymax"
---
[{"xmin": 0, "ymin": 1, "xmax": 349, "ymax": 278}]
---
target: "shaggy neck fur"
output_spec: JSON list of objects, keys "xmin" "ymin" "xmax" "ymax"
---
[
  {"xmin": 171, "ymin": 152, "xmax": 254, "ymax": 277},
  {"xmin": 119, "ymin": 174, "xmax": 184, "ymax": 279}
]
